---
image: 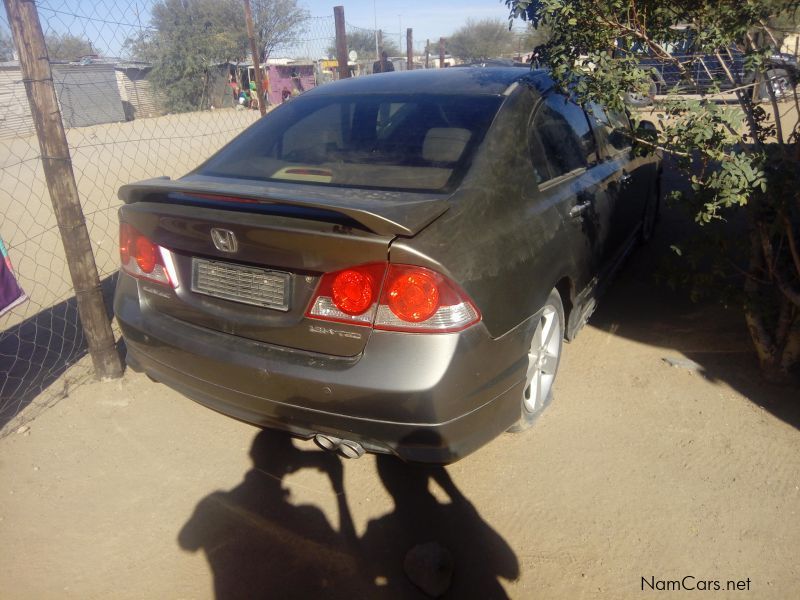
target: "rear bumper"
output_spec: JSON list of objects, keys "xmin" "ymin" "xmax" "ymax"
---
[{"xmin": 116, "ymin": 275, "xmax": 529, "ymax": 463}]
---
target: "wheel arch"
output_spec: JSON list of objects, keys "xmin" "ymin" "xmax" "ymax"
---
[{"xmin": 554, "ymin": 276, "xmax": 576, "ymax": 341}]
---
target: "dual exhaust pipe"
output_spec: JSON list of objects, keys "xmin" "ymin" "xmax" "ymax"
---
[{"xmin": 314, "ymin": 433, "xmax": 365, "ymax": 459}]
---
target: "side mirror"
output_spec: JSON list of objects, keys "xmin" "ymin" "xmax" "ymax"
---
[
  {"xmin": 635, "ymin": 120, "xmax": 658, "ymax": 147},
  {"xmin": 637, "ymin": 120, "xmax": 657, "ymax": 133}
]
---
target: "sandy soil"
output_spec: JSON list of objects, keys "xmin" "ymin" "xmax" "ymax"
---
[{"xmin": 0, "ymin": 202, "xmax": 798, "ymax": 599}]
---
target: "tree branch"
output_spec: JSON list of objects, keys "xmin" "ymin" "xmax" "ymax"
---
[
  {"xmin": 760, "ymin": 225, "xmax": 800, "ymax": 307},
  {"xmin": 746, "ymin": 32, "xmax": 785, "ymax": 146},
  {"xmin": 714, "ymin": 50, "xmax": 762, "ymax": 149},
  {"xmin": 785, "ymin": 216, "xmax": 800, "ymax": 281},
  {"xmin": 744, "ymin": 230, "xmax": 777, "ymax": 364}
]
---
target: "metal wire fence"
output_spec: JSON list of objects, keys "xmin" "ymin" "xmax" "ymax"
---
[
  {"xmin": 0, "ymin": 0, "xmax": 272, "ymax": 432},
  {"xmin": 272, "ymin": 15, "xmax": 335, "ymax": 62},
  {"xmin": 0, "ymin": 0, "xmax": 444, "ymax": 433}
]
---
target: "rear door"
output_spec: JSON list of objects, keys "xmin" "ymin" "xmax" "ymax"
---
[
  {"xmin": 586, "ymin": 103, "xmax": 645, "ymax": 262},
  {"xmin": 527, "ymin": 92, "xmax": 614, "ymax": 279}
]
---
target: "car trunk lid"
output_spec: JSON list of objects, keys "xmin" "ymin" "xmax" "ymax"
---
[{"xmin": 118, "ymin": 175, "xmax": 450, "ymax": 357}]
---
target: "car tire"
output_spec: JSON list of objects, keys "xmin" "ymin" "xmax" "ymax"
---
[
  {"xmin": 639, "ymin": 180, "xmax": 660, "ymax": 244},
  {"xmin": 759, "ymin": 68, "xmax": 792, "ymax": 101},
  {"xmin": 508, "ymin": 288, "xmax": 564, "ymax": 433}
]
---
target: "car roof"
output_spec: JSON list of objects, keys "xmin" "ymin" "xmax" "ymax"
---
[{"xmin": 306, "ymin": 66, "xmax": 554, "ymax": 97}]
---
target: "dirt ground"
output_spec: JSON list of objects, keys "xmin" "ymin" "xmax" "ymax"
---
[{"xmin": 0, "ymin": 194, "xmax": 798, "ymax": 598}]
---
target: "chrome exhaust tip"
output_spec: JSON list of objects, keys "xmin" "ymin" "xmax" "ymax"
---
[
  {"xmin": 312, "ymin": 434, "xmax": 365, "ymax": 459},
  {"xmin": 314, "ymin": 433, "xmax": 341, "ymax": 452},
  {"xmin": 338, "ymin": 439, "xmax": 365, "ymax": 459}
]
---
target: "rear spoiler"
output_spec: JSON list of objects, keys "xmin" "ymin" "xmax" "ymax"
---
[{"xmin": 118, "ymin": 176, "xmax": 450, "ymax": 237}]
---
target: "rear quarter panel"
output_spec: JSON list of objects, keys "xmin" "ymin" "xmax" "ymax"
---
[{"xmin": 389, "ymin": 86, "xmax": 593, "ymax": 339}]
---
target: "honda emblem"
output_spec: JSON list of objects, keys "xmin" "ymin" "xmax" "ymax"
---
[{"xmin": 210, "ymin": 228, "xmax": 238, "ymax": 253}]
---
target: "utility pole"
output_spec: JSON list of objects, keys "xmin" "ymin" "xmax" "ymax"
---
[
  {"xmin": 425, "ymin": 38, "xmax": 430, "ymax": 68},
  {"xmin": 243, "ymin": 0, "xmax": 266, "ymax": 116},
  {"xmin": 3, "ymin": 0, "xmax": 122, "ymax": 379},
  {"xmin": 439, "ymin": 37, "xmax": 446, "ymax": 68},
  {"xmin": 373, "ymin": 0, "xmax": 379, "ymax": 62},
  {"xmin": 406, "ymin": 29, "xmax": 413, "ymax": 71},
  {"xmin": 334, "ymin": 6, "xmax": 350, "ymax": 80}
]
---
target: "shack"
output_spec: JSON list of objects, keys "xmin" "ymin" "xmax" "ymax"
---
[{"xmin": 0, "ymin": 60, "xmax": 125, "ymax": 138}]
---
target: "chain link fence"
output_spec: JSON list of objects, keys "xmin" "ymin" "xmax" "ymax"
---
[
  {"xmin": 0, "ymin": 0, "xmax": 440, "ymax": 433},
  {"xmin": 0, "ymin": 0, "xmax": 268, "ymax": 433}
]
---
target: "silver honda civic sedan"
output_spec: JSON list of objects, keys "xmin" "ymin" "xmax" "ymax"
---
[{"xmin": 114, "ymin": 66, "xmax": 660, "ymax": 463}]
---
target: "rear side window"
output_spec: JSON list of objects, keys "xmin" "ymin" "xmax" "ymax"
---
[
  {"xmin": 528, "ymin": 94, "xmax": 597, "ymax": 183},
  {"xmin": 586, "ymin": 102, "xmax": 632, "ymax": 153},
  {"xmin": 197, "ymin": 94, "xmax": 502, "ymax": 192}
]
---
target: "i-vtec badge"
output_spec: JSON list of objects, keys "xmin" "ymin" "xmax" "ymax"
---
[
  {"xmin": 210, "ymin": 228, "xmax": 238, "ymax": 253},
  {"xmin": 309, "ymin": 325, "xmax": 363, "ymax": 340}
]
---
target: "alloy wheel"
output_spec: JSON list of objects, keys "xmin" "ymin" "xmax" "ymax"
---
[{"xmin": 523, "ymin": 305, "xmax": 561, "ymax": 413}]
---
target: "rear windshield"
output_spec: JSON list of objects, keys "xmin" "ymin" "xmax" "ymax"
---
[{"xmin": 197, "ymin": 93, "xmax": 503, "ymax": 192}]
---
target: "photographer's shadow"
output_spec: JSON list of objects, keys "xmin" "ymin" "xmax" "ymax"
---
[
  {"xmin": 178, "ymin": 430, "xmax": 364, "ymax": 599},
  {"xmin": 362, "ymin": 453, "xmax": 520, "ymax": 598},
  {"xmin": 179, "ymin": 430, "xmax": 519, "ymax": 599}
]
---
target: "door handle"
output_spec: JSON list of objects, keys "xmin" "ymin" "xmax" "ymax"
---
[{"xmin": 569, "ymin": 201, "xmax": 591, "ymax": 218}]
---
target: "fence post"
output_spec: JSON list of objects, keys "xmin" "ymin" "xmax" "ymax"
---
[
  {"xmin": 3, "ymin": 0, "xmax": 123, "ymax": 380},
  {"xmin": 439, "ymin": 37, "xmax": 446, "ymax": 68},
  {"xmin": 425, "ymin": 39, "xmax": 430, "ymax": 68},
  {"xmin": 407, "ymin": 29, "xmax": 413, "ymax": 71},
  {"xmin": 243, "ymin": 0, "xmax": 267, "ymax": 116},
  {"xmin": 333, "ymin": 6, "xmax": 350, "ymax": 79}
]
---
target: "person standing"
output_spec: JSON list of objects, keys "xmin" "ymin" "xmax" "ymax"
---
[
  {"xmin": 249, "ymin": 79, "xmax": 259, "ymax": 110},
  {"xmin": 261, "ymin": 70, "xmax": 271, "ymax": 106},
  {"xmin": 228, "ymin": 73, "xmax": 239, "ymax": 106}
]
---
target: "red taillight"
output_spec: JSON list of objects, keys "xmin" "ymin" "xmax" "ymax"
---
[
  {"xmin": 135, "ymin": 236, "xmax": 157, "ymax": 273},
  {"xmin": 306, "ymin": 263, "xmax": 480, "ymax": 333},
  {"xmin": 332, "ymin": 269, "xmax": 375, "ymax": 315},
  {"xmin": 306, "ymin": 263, "xmax": 385, "ymax": 325},
  {"xmin": 119, "ymin": 223, "xmax": 134, "ymax": 265},
  {"xmin": 119, "ymin": 223, "xmax": 175, "ymax": 287},
  {"xmin": 385, "ymin": 268, "xmax": 439, "ymax": 322}
]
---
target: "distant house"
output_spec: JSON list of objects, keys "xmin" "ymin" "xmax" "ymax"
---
[
  {"xmin": 114, "ymin": 62, "xmax": 162, "ymax": 120},
  {"xmin": 263, "ymin": 63, "xmax": 316, "ymax": 106},
  {"xmin": 0, "ymin": 60, "xmax": 127, "ymax": 139},
  {"xmin": 52, "ymin": 62, "xmax": 126, "ymax": 128},
  {"xmin": 0, "ymin": 61, "xmax": 32, "ymax": 138}
]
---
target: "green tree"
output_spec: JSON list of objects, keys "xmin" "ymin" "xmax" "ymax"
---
[
  {"xmin": 327, "ymin": 29, "xmax": 400, "ymax": 60},
  {"xmin": 507, "ymin": 0, "xmax": 800, "ymax": 381},
  {"xmin": 251, "ymin": 0, "xmax": 309, "ymax": 60},
  {"xmin": 45, "ymin": 33, "xmax": 94, "ymax": 60},
  {"xmin": 448, "ymin": 18, "xmax": 515, "ymax": 61},
  {"xmin": 517, "ymin": 23, "xmax": 550, "ymax": 53},
  {"xmin": 126, "ymin": 0, "xmax": 248, "ymax": 112},
  {"xmin": 0, "ymin": 27, "xmax": 14, "ymax": 61}
]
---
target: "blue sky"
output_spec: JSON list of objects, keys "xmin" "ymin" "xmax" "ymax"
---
[
  {"xmin": 2, "ymin": 1, "xmax": 519, "ymax": 58},
  {"xmin": 306, "ymin": 0, "xmax": 513, "ymax": 43}
]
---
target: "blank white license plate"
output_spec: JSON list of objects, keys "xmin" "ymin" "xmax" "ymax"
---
[{"xmin": 191, "ymin": 258, "xmax": 290, "ymax": 311}]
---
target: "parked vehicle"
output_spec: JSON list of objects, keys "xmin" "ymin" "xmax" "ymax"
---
[
  {"xmin": 114, "ymin": 67, "xmax": 661, "ymax": 463},
  {"xmin": 624, "ymin": 35, "xmax": 798, "ymax": 106}
]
